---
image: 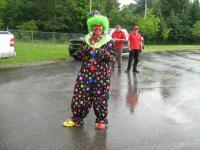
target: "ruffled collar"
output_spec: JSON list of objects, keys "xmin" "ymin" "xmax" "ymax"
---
[{"xmin": 84, "ymin": 33, "xmax": 112, "ymax": 49}]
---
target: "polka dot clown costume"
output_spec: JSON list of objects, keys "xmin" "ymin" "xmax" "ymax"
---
[{"xmin": 63, "ymin": 15, "xmax": 116, "ymax": 130}]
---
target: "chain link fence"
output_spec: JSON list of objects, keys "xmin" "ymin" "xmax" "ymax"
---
[{"xmin": 10, "ymin": 30, "xmax": 84, "ymax": 44}]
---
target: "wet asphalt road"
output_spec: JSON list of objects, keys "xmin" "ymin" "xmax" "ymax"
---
[{"xmin": 0, "ymin": 50, "xmax": 200, "ymax": 150}]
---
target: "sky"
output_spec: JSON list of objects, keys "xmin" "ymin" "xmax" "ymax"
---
[
  {"xmin": 118, "ymin": 0, "xmax": 198, "ymax": 7},
  {"xmin": 118, "ymin": 0, "xmax": 135, "ymax": 7}
]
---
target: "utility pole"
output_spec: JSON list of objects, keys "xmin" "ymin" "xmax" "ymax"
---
[
  {"xmin": 89, "ymin": 0, "xmax": 92, "ymax": 13},
  {"xmin": 144, "ymin": 0, "xmax": 147, "ymax": 19}
]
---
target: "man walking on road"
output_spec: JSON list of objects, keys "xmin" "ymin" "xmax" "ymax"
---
[
  {"xmin": 112, "ymin": 25, "xmax": 126, "ymax": 71},
  {"xmin": 125, "ymin": 25, "xmax": 144, "ymax": 73}
]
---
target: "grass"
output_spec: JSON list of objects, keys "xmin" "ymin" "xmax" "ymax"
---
[
  {"xmin": 0, "ymin": 41, "xmax": 70, "ymax": 67},
  {"xmin": 0, "ymin": 41, "xmax": 199, "ymax": 67},
  {"xmin": 144, "ymin": 45, "xmax": 200, "ymax": 52}
]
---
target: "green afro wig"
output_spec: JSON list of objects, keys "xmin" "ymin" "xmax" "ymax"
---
[{"xmin": 87, "ymin": 15, "xmax": 109, "ymax": 34}]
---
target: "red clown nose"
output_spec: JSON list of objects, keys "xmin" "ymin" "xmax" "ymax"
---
[{"xmin": 94, "ymin": 25, "xmax": 103, "ymax": 35}]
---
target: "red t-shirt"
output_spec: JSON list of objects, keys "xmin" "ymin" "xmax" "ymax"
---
[
  {"xmin": 112, "ymin": 30, "xmax": 126, "ymax": 49},
  {"xmin": 128, "ymin": 32, "xmax": 142, "ymax": 50}
]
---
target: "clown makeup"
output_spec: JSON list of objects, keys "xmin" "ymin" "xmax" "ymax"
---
[{"xmin": 94, "ymin": 25, "xmax": 103, "ymax": 36}]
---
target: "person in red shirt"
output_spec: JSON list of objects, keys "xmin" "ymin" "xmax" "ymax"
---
[
  {"xmin": 125, "ymin": 25, "xmax": 144, "ymax": 73},
  {"xmin": 111, "ymin": 25, "xmax": 126, "ymax": 71}
]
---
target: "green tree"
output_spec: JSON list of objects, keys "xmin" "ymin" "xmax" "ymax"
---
[
  {"xmin": 0, "ymin": 0, "xmax": 8, "ymax": 28},
  {"xmin": 191, "ymin": 21, "xmax": 200, "ymax": 42},
  {"xmin": 104, "ymin": 0, "xmax": 119, "ymax": 16},
  {"xmin": 92, "ymin": 0, "xmax": 119, "ymax": 16},
  {"xmin": 160, "ymin": 0, "xmax": 190, "ymax": 18},
  {"xmin": 166, "ymin": 10, "xmax": 181, "ymax": 41},
  {"xmin": 159, "ymin": 0, "xmax": 193, "ymax": 43},
  {"xmin": 108, "ymin": 6, "xmax": 121, "ymax": 28},
  {"xmin": 166, "ymin": 9, "xmax": 191, "ymax": 43},
  {"xmin": 156, "ymin": 17, "xmax": 172, "ymax": 43},
  {"xmin": 161, "ymin": 27, "xmax": 172, "ymax": 42},
  {"xmin": 138, "ymin": 9, "xmax": 160, "ymax": 44},
  {"xmin": 118, "ymin": 6, "xmax": 138, "ymax": 31},
  {"xmin": 16, "ymin": 20, "xmax": 38, "ymax": 31},
  {"xmin": 62, "ymin": 0, "xmax": 89, "ymax": 33},
  {"xmin": 0, "ymin": 0, "xmax": 7, "ymax": 9},
  {"xmin": 189, "ymin": 0, "xmax": 200, "ymax": 25},
  {"xmin": 135, "ymin": 0, "xmax": 153, "ymax": 16},
  {"xmin": 152, "ymin": 0, "xmax": 162, "ymax": 18},
  {"xmin": 92, "ymin": 0, "xmax": 106, "ymax": 14},
  {"xmin": 1, "ymin": 0, "xmax": 89, "ymax": 32},
  {"xmin": 16, "ymin": 20, "xmax": 38, "ymax": 41},
  {"xmin": 1, "ymin": 0, "xmax": 22, "ymax": 29}
]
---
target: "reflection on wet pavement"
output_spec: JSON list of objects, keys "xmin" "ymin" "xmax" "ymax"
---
[
  {"xmin": 126, "ymin": 73, "xmax": 140, "ymax": 114},
  {"xmin": 0, "ymin": 50, "xmax": 200, "ymax": 150}
]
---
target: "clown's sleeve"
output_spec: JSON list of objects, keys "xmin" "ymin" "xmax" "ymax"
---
[
  {"xmin": 107, "ymin": 40, "xmax": 117, "ymax": 57},
  {"xmin": 73, "ymin": 41, "xmax": 88, "ymax": 61},
  {"xmin": 110, "ymin": 40, "xmax": 117, "ymax": 56},
  {"xmin": 99, "ymin": 40, "xmax": 117, "ymax": 61}
]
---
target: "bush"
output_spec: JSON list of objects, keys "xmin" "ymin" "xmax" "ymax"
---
[
  {"xmin": 191, "ymin": 21, "xmax": 200, "ymax": 42},
  {"xmin": 16, "ymin": 20, "xmax": 38, "ymax": 41}
]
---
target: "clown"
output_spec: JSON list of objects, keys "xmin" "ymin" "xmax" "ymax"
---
[{"xmin": 63, "ymin": 14, "xmax": 116, "ymax": 130}]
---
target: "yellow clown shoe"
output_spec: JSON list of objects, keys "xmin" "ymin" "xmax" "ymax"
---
[{"xmin": 63, "ymin": 119, "xmax": 81, "ymax": 127}]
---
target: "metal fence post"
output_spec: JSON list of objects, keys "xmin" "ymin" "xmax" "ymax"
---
[
  {"xmin": 53, "ymin": 32, "xmax": 55, "ymax": 43},
  {"xmin": 31, "ymin": 31, "xmax": 33, "ymax": 43}
]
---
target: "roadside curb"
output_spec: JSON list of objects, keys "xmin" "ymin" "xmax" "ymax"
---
[{"xmin": 0, "ymin": 60, "xmax": 68, "ymax": 69}]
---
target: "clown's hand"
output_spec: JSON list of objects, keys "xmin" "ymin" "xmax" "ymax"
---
[{"xmin": 110, "ymin": 50, "xmax": 117, "ymax": 56}]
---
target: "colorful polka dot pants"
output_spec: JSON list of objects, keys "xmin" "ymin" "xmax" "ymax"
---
[{"xmin": 71, "ymin": 60, "xmax": 111, "ymax": 125}]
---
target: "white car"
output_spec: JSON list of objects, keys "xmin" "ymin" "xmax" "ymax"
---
[{"xmin": 0, "ymin": 31, "xmax": 16, "ymax": 59}]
